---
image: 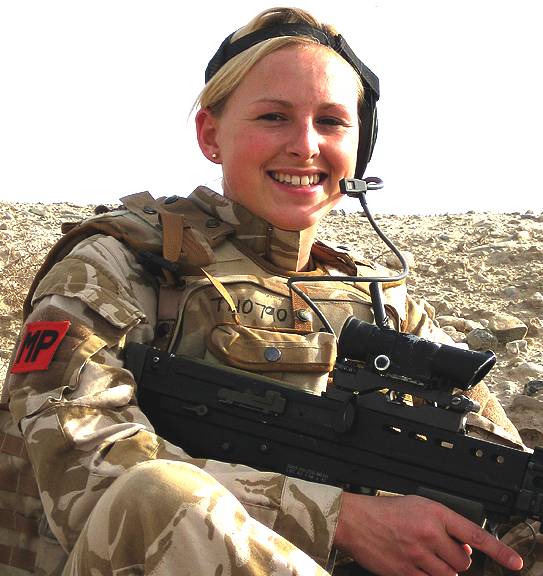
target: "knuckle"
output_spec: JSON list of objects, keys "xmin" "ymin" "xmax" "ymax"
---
[
  {"xmin": 418, "ymin": 524, "xmax": 439, "ymax": 543},
  {"xmin": 470, "ymin": 526, "xmax": 487, "ymax": 546},
  {"xmin": 408, "ymin": 546, "xmax": 427, "ymax": 565}
]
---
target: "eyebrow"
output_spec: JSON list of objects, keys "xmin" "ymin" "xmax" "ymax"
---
[
  {"xmin": 251, "ymin": 98, "xmax": 293, "ymax": 107},
  {"xmin": 251, "ymin": 98, "xmax": 351, "ymax": 111}
]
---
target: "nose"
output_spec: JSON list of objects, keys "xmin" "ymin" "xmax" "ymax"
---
[{"xmin": 286, "ymin": 119, "xmax": 321, "ymax": 160}]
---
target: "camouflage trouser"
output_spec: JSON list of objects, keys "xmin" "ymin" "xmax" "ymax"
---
[{"xmin": 61, "ymin": 460, "xmax": 331, "ymax": 576}]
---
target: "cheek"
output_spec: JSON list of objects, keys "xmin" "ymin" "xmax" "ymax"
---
[
  {"xmin": 321, "ymin": 134, "xmax": 358, "ymax": 178},
  {"xmin": 223, "ymin": 133, "xmax": 275, "ymax": 180},
  {"xmin": 338, "ymin": 136, "xmax": 359, "ymax": 173},
  {"xmin": 221, "ymin": 137, "xmax": 271, "ymax": 203},
  {"xmin": 242, "ymin": 132, "xmax": 277, "ymax": 162}
]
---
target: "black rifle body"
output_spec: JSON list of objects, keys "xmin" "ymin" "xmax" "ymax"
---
[{"xmin": 125, "ymin": 342, "xmax": 543, "ymax": 527}]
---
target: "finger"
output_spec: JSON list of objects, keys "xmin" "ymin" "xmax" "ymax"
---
[
  {"xmin": 445, "ymin": 515, "xmax": 523, "ymax": 571},
  {"xmin": 436, "ymin": 540, "xmax": 472, "ymax": 573},
  {"xmin": 419, "ymin": 552, "xmax": 460, "ymax": 576},
  {"xmin": 462, "ymin": 544, "xmax": 473, "ymax": 556}
]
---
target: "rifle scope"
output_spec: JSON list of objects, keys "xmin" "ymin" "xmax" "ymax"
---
[{"xmin": 338, "ymin": 316, "xmax": 496, "ymax": 391}]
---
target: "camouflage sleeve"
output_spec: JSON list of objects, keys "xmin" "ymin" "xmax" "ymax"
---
[
  {"xmin": 6, "ymin": 234, "xmax": 341, "ymax": 566},
  {"xmin": 403, "ymin": 293, "xmax": 455, "ymax": 344}
]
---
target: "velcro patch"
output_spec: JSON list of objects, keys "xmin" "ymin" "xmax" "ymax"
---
[{"xmin": 11, "ymin": 321, "xmax": 71, "ymax": 374}]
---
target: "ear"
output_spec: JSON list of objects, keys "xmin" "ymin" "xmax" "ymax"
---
[{"xmin": 195, "ymin": 108, "xmax": 221, "ymax": 163}]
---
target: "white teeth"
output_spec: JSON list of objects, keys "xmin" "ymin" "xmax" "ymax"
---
[{"xmin": 271, "ymin": 172, "xmax": 321, "ymax": 186}]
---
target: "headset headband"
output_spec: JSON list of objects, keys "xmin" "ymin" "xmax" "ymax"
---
[{"xmin": 205, "ymin": 23, "xmax": 380, "ymax": 178}]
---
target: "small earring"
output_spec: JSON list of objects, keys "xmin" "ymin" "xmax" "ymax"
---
[{"xmin": 211, "ymin": 153, "xmax": 218, "ymax": 160}]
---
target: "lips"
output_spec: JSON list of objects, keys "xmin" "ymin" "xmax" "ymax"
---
[{"xmin": 269, "ymin": 171, "xmax": 327, "ymax": 186}]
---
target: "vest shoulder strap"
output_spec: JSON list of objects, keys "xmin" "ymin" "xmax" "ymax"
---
[{"xmin": 23, "ymin": 191, "xmax": 234, "ymax": 319}]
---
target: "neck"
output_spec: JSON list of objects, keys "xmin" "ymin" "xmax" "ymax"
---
[
  {"xmin": 189, "ymin": 186, "xmax": 320, "ymax": 273},
  {"xmin": 296, "ymin": 225, "xmax": 318, "ymax": 271}
]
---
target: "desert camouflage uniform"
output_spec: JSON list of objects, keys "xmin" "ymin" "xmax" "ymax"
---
[{"xmin": 0, "ymin": 187, "xmax": 532, "ymax": 575}]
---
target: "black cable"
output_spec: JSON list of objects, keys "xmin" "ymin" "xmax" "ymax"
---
[{"xmin": 287, "ymin": 178, "xmax": 409, "ymax": 338}]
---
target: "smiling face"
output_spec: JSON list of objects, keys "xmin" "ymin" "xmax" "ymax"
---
[{"xmin": 196, "ymin": 44, "xmax": 360, "ymax": 231}]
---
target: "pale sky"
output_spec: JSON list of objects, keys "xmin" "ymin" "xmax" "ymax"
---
[{"xmin": 1, "ymin": 0, "xmax": 542, "ymax": 215}]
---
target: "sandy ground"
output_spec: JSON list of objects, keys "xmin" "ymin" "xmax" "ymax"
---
[{"xmin": 1, "ymin": 201, "xmax": 542, "ymax": 444}]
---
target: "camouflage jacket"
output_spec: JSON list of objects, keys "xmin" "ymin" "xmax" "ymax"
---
[{"xmin": 0, "ymin": 187, "xmax": 521, "ymax": 573}]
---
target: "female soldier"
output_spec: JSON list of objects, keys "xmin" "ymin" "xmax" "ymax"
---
[{"xmin": 1, "ymin": 7, "xmax": 524, "ymax": 575}]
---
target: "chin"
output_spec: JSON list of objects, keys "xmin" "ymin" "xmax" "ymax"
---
[
  {"xmin": 279, "ymin": 205, "xmax": 339, "ymax": 231},
  {"xmin": 270, "ymin": 216, "xmax": 319, "ymax": 232}
]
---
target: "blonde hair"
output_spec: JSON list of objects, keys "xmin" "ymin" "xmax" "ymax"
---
[{"xmin": 196, "ymin": 7, "xmax": 364, "ymax": 115}]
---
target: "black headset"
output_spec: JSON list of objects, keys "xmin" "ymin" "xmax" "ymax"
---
[{"xmin": 205, "ymin": 23, "xmax": 380, "ymax": 179}]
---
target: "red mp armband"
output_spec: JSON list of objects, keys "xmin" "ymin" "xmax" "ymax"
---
[{"xmin": 11, "ymin": 321, "xmax": 71, "ymax": 374}]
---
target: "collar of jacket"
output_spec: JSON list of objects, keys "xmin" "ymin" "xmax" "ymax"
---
[{"xmin": 188, "ymin": 186, "xmax": 311, "ymax": 272}]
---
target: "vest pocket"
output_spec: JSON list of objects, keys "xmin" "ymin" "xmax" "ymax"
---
[{"xmin": 206, "ymin": 323, "xmax": 336, "ymax": 395}]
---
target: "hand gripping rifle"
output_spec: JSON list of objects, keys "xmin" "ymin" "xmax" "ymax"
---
[{"xmin": 124, "ymin": 178, "xmax": 543, "ymax": 531}]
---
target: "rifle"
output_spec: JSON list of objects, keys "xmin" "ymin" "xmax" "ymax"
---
[{"xmin": 124, "ymin": 317, "xmax": 543, "ymax": 530}]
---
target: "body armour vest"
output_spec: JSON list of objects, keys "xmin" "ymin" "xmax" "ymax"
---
[
  {"xmin": 158, "ymin": 232, "xmax": 407, "ymax": 395},
  {"xmin": 149, "ymin": 188, "xmax": 409, "ymax": 395}
]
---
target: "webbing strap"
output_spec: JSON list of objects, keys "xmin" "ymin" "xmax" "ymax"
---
[
  {"xmin": 290, "ymin": 285, "xmax": 314, "ymax": 332},
  {"xmin": 161, "ymin": 194, "xmax": 234, "ymax": 248},
  {"xmin": 200, "ymin": 269, "xmax": 241, "ymax": 325},
  {"xmin": 158, "ymin": 209, "xmax": 185, "ymax": 285},
  {"xmin": 159, "ymin": 209, "xmax": 185, "ymax": 264},
  {"xmin": 182, "ymin": 227, "xmax": 215, "ymax": 267}
]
